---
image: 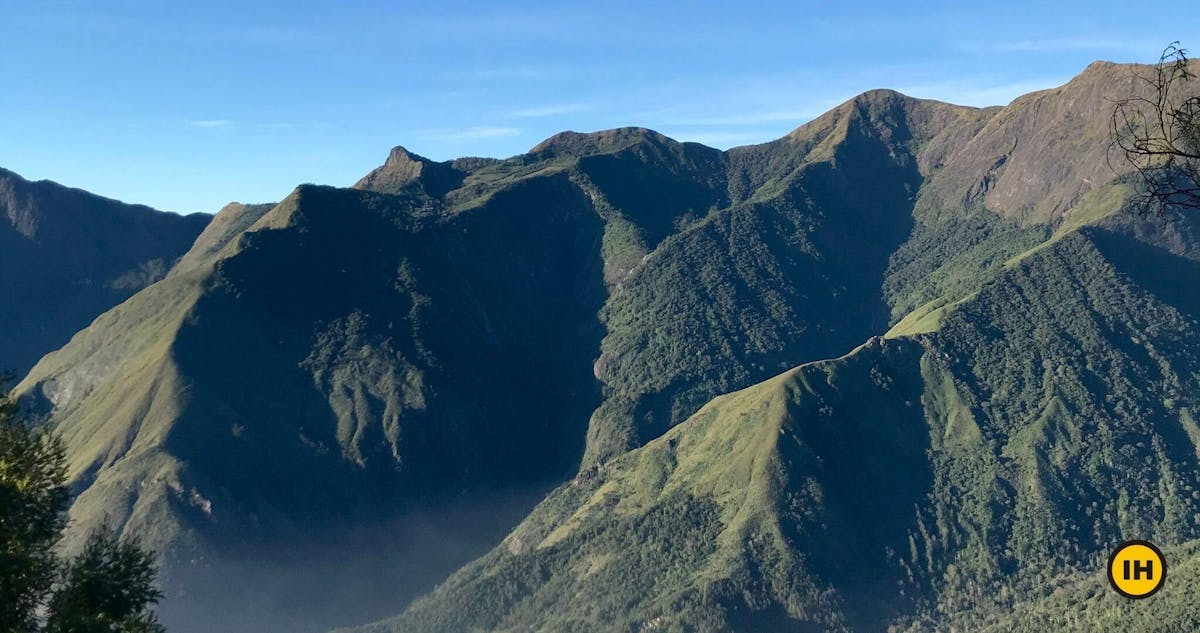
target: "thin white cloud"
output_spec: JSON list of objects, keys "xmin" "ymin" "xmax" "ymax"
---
[
  {"xmin": 188, "ymin": 119, "xmax": 233, "ymax": 128},
  {"xmin": 252, "ymin": 121, "xmax": 340, "ymax": 132},
  {"xmin": 416, "ymin": 126, "xmax": 523, "ymax": 141},
  {"xmin": 508, "ymin": 103, "xmax": 593, "ymax": 118},
  {"xmin": 956, "ymin": 36, "xmax": 1160, "ymax": 54},
  {"xmin": 444, "ymin": 63, "xmax": 607, "ymax": 82}
]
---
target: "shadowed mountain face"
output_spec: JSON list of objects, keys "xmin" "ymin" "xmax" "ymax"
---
[
  {"xmin": 18, "ymin": 172, "xmax": 613, "ymax": 632},
  {"xmin": 0, "ymin": 168, "xmax": 209, "ymax": 375},
  {"xmin": 14, "ymin": 60, "xmax": 1200, "ymax": 632}
]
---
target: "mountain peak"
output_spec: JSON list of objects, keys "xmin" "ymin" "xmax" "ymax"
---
[
  {"xmin": 530, "ymin": 127, "xmax": 671, "ymax": 157},
  {"xmin": 354, "ymin": 146, "xmax": 432, "ymax": 191},
  {"xmin": 850, "ymin": 87, "xmax": 911, "ymax": 105},
  {"xmin": 174, "ymin": 201, "xmax": 275, "ymax": 272},
  {"xmin": 383, "ymin": 145, "xmax": 430, "ymax": 165},
  {"xmin": 215, "ymin": 201, "xmax": 248, "ymax": 214},
  {"xmin": 1084, "ymin": 59, "xmax": 1120, "ymax": 72},
  {"xmin": 915, "ymin": 57, "xmax": 1200, "ymax": 221},
  {"xmin": 354, "ymin": 146, "xmax": 463, "ymax": 197}
]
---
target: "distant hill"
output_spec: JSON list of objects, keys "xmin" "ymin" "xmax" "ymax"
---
[
  {"xmin": 14, "ymin": 59, "xmax": 1200, "ymax": 632},
  {"xmin": 0, "ymin": 168, "xmax": 209, "ymax": 375}
]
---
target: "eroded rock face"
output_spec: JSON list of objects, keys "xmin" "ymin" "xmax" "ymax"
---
[{"xmin": 918, "ymin": 61, "xmax": 1200, "ymax": 221}]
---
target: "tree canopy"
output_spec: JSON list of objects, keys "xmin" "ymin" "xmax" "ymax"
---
[
  {"xmin": 0, "ymin": 382, "xmax": 165, "ymax": 632},
  {"xmin": 1111, "ymin": 42, "xmax": 1200, "ymax": 209}
]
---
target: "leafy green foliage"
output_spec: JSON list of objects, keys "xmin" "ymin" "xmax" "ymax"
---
[
  {"xmin": 0, "ymin": 387, "xmax": 164, "ymax": 632},
  {"xmin": 45, "ymin": 526, "xmax": 163, "ymax": 633},
  {"xmin": 903, "ymin": 540, "xmax": 1200, "ymax": 631},
  {"xmin": 0, "ymin": 382, "xmax": 68, "ymax": 633},
  {"xmin": 900, "ymin": 230, "xmax": 1200, "ymax": 622}
]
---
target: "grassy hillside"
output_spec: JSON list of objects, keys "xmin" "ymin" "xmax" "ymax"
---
[
  {"xmin": 41, "ymin": 179, "xmax": 598, "ymax": 485},
  {"xmin": 17, "ymin": 174, "xmax": 613, "ymax": 631}
]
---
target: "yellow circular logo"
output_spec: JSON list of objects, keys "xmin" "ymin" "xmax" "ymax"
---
[{"xmin": 1108, "ymin": 540, "xmax": 1166, "ymax": 599}]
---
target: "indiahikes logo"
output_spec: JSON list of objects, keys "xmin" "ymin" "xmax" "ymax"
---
[{"xmin": 1108, "ymin": 540, "xmax": 1167, "ymax": 599}]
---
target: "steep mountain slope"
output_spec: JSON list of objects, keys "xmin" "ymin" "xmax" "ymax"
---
[
  {"xmin": 355, "ymin": 214, "xmax": 1200, "ymax": 632},
  {"xmin": 918, "ymin": 61, "xmax": 1150, "ymax": 222},
  {"xmin": 173, "ymin": 201, "xmax": 274, "ymax": 272},
  {"xmin": 0, "ymin": 168, "xmax": 209, "ymax": 374},
  {"xmin": 584, "ymin": 91, "xmax": 992, "ymax": 464},
  {"xmin": 349, "ymin": 336, "xmax": 929, "ymax": 633}
]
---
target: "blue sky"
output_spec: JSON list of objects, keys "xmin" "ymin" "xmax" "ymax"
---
[{"xmin": 2, "ymin": 1, "xmax": 1198, "ymax": 214}]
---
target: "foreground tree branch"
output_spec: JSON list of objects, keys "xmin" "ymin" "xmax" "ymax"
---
[{"xmin": 1110, "ymin": 42, "xmax": 1200, "ymax": 210}]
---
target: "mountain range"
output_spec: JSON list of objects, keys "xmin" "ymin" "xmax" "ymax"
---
[{"xmin": 8, "ymin": 59, "xmax": 1200, "ymax": 632}]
